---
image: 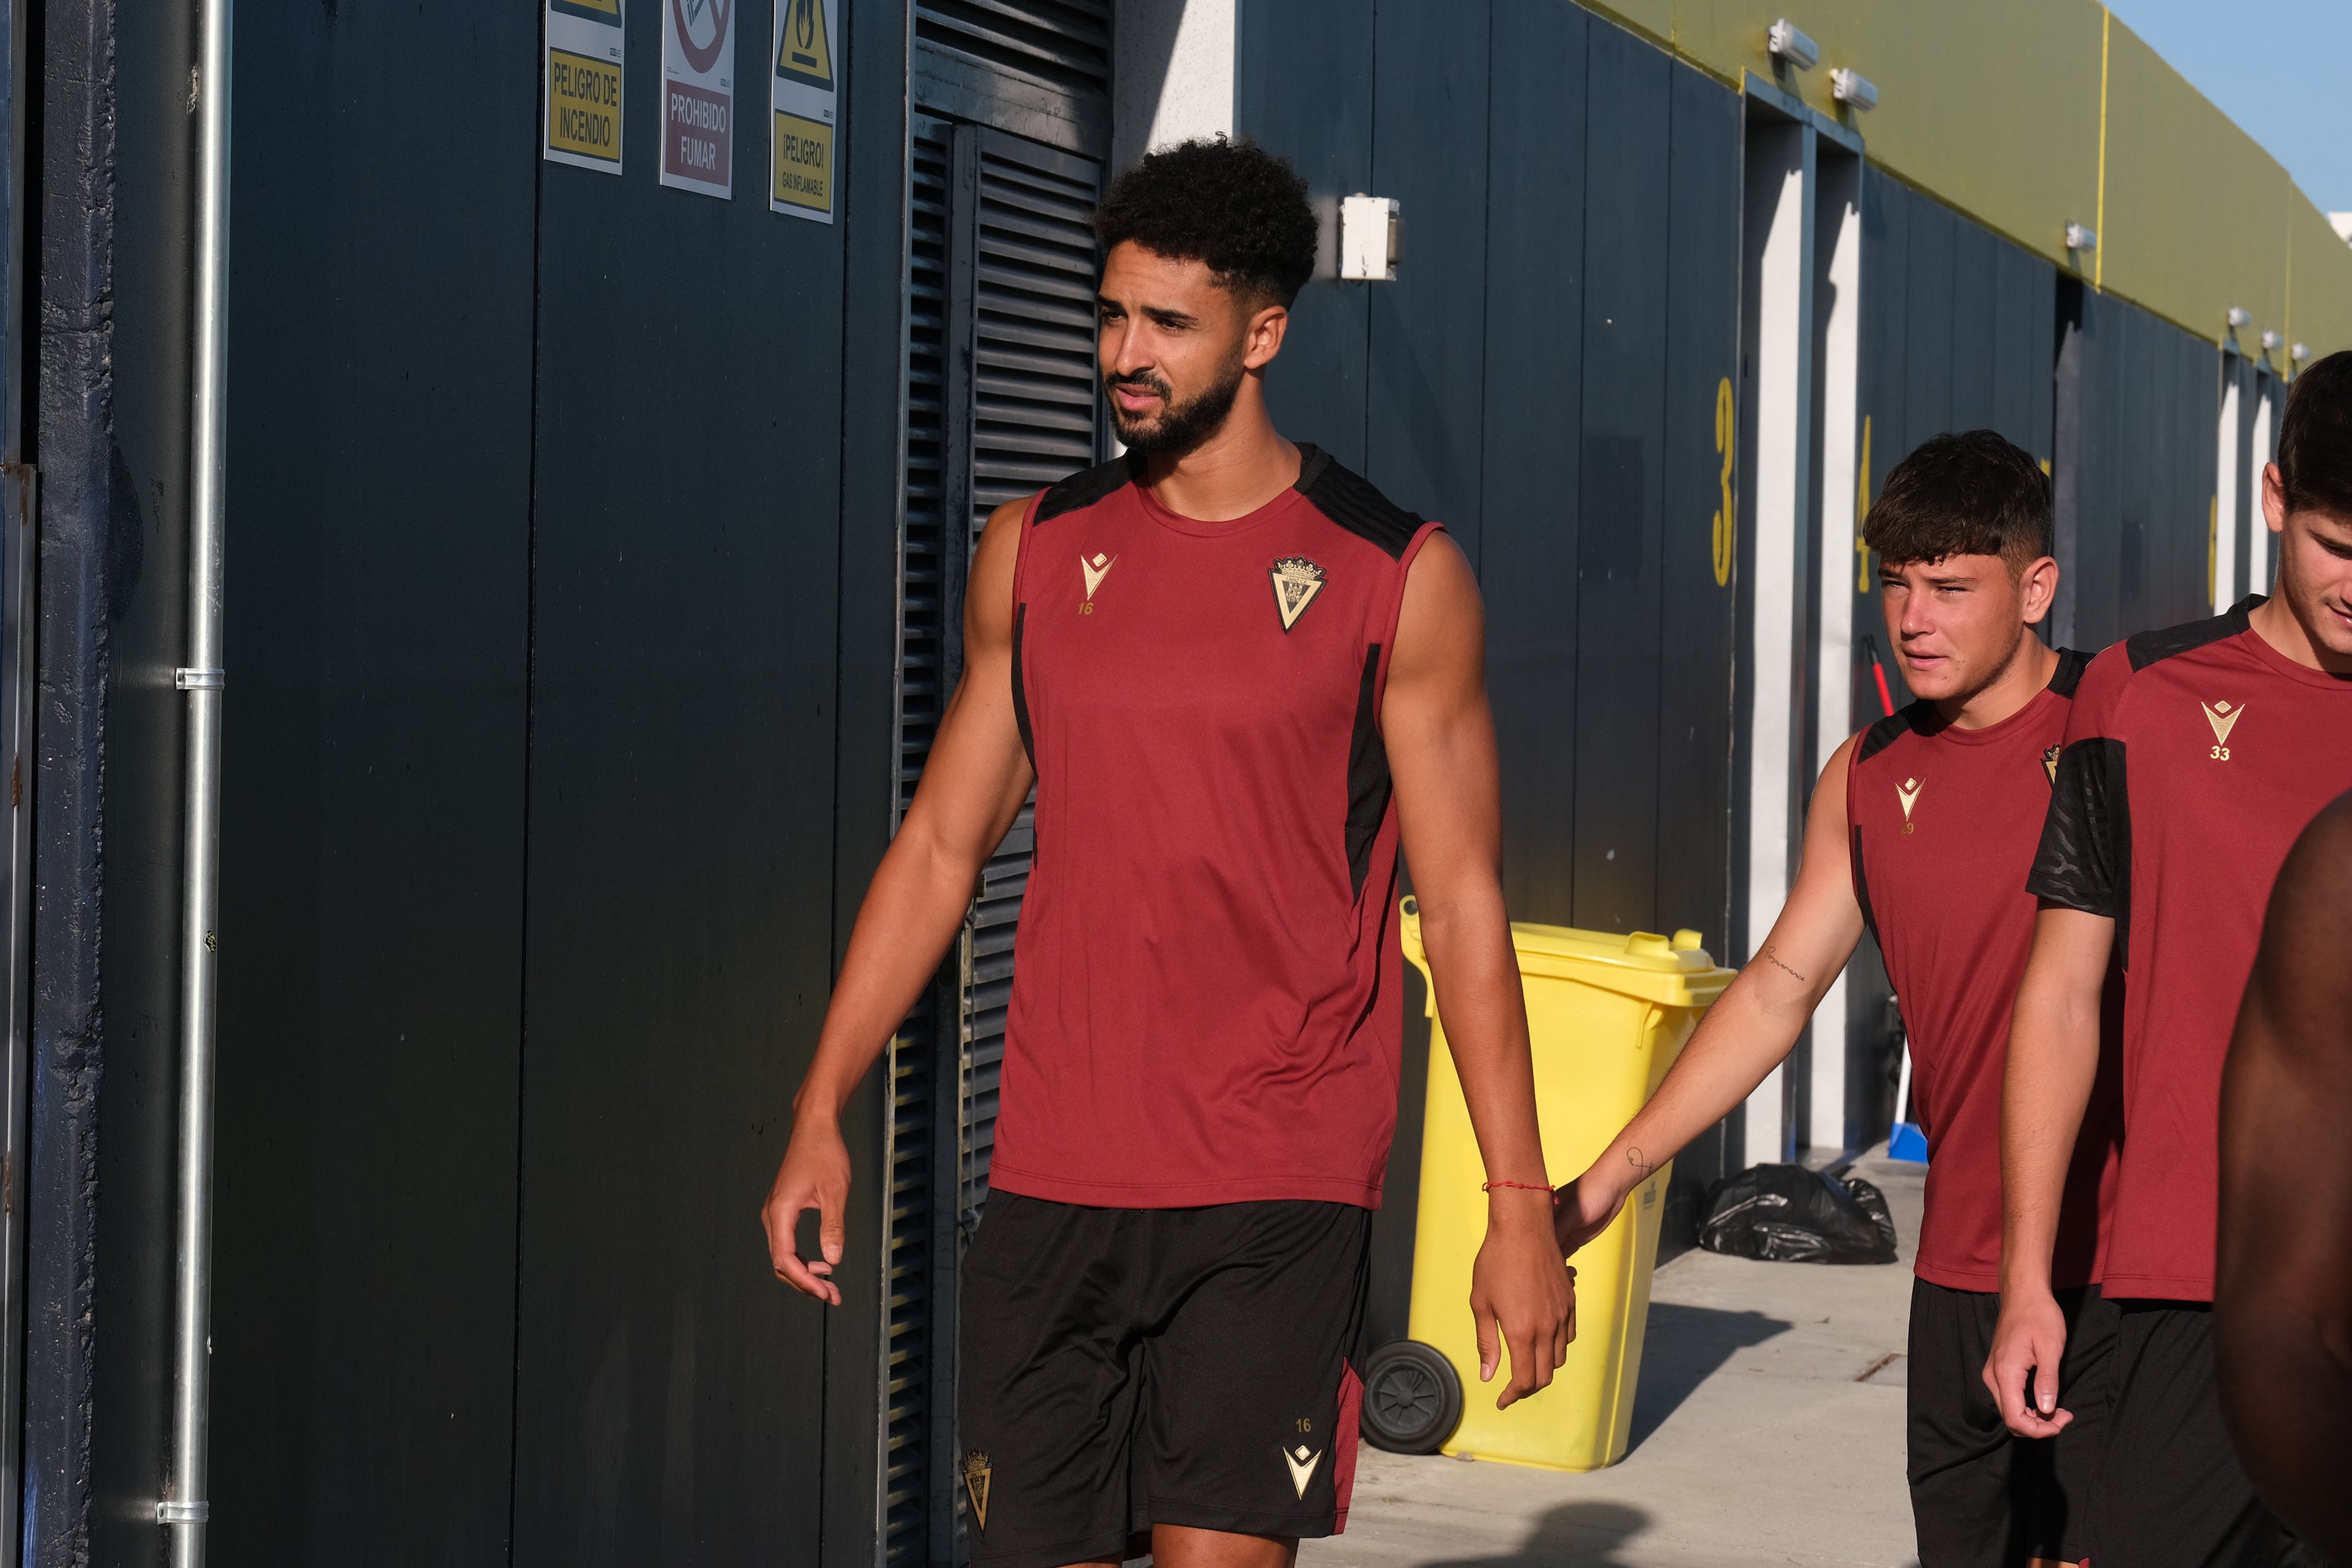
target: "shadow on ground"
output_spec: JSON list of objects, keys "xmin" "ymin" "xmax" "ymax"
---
[
  {"xmin": 1417, "ymin": 1502, "xmax": 1653, "ymax": 1567},
  {"xmin": 1625, "ymin": 1303, "xmax": 1790, "ymax": 1451}
]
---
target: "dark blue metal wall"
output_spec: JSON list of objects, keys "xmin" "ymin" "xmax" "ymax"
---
[
  {"xmin": 1859, "ymin": 170, "xmax": 2059, "ymax": 703},
  {"xmin": 202, "ymin": 6, "xmax": 536, "ymax": 1561},
  {"xmin": 36, "ymin": 0, "xmax": 910, "ymax": 1562},
  {"xmin": 1845, "ymin": 171, "xmax": 2062, "ymax": 1152},
  {"xmin": 1241, "ymin": 1, "xmax": 1742, "ymax": 1298},
  {"xmin": 2059, "ymin": 284, "xmax": 2222, "ymax": 651}
]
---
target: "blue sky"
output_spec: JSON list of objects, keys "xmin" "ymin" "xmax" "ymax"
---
[{"xmin": 2105, "ymin": 0, "xmax": 2352, "ymax": 216}]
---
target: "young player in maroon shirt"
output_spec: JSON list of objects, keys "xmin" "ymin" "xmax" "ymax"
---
[
  {"xmin": 1994, "ymin": 350, "xmax": 2352, "ymax": 1567},
  {"xmin": 758, "ymin": 139, "xmax": 1573, "ymax": 1568},
  {"xmin": 1553, "ymin": 431, "xmax": 2115, "ymax": 1568}
]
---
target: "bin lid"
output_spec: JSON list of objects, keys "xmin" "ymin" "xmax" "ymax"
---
[{"xmin": 1401, "ymin": 901, "xmax": 1733, "ymax": 1008}]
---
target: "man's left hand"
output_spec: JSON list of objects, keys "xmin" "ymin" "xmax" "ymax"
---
[{"xmin": 1468, "ymin": 1189, "xmax": 1577, "ymax": 1409}]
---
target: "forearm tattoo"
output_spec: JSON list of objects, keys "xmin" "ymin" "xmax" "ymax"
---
[
  {"xmin": 1760, "ymin": 945, "xmax": 1809, "ymax": 985},
  {"xmin": 1626, "ymin": 1147, "xmax": 1659, "ymax": 1181}
]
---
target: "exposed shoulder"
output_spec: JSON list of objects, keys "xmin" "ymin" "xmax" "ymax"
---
[
  {"xmin": 1814, "ymin": 732, "xmax": 1863, "ymax": 811},
  {"xmin": 2254, "ymin": 791, "xmax": 2352, "ymax": 1043},
  {"xmin": 2271, "ymin": 792, "xmax": 2352, "ymax": 924},
  {"xmin": 1396, "ymin": 529, "xmax": 1479, "ymax": 633},
  {"xmin": 1390, "ymin": 531, "xmax": 1481, "ymax": 692},
  {"xmin": 966, "ymin": 495, "xmax": 1030, "ymax": 643},
  {"xmin": 974, "ymin": 494, "xmax": 1030, "ymax": 565}
]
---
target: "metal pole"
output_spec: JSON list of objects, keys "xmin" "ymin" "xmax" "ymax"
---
[{"xmin": 160, "ymin": 0, "xmax": 232, "ymax": 1556}]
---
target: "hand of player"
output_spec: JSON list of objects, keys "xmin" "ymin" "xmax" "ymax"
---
[
  {"xmin": 761, "ymin": 1113, "xmax": 852, "ymax": 1305},
  {"xmin": 1983, "ymin": 1285, "xmax": 2073, "ymax": 1437},
  {"xmin": 1469, "ymin": 1189, "xmax": 1577, "ymax": 1410},
  {"xmin": 1551, "ymin": 1174, "xmax": 1626, "ymax": 1259}
]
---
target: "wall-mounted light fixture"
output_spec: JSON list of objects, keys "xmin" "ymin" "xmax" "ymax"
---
[
  {"xmin": 1338, "ymin": 195, "xmax": 1400, "ymax": 282},
  {"xmin": 1767, "ymin": 19, "xmax": 1819, "ymax": 71},
  {"xmin": 2065, "ymin": 223, "xmax": 2097, "ymax": 253},
  {"xmin": 2260, "ymin": 329, "xmax": 2282, "ymax": 352},
  {"xmin": 2226, "ymin": 306, "xmax": 2252, "ymax": 329},
  {"xmin": 2292, "ymin": 342, "xmax": 2312, "ymax": 363},
  {"xmin": 1831, "ymin": 68, "xmax": 1878, "ymax": 111}
]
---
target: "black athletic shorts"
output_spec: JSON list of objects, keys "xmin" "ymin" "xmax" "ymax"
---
[
  {"xmin": 2093, "ymin": 1301, "xmax": 2326, "ymax": 1568},
  {"xmin": 1906, "ymin": 1278, "xmax": 2116, "ymax": 1567},
  {"xmin": 957, "ymin": 1191, "xmax": 1371, "ymax": 1568}
]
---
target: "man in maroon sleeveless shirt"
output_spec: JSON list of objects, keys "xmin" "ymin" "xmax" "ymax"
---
[
  {"xmin": 759, "ymin": 139, "xmax": 1573, "ymax": 1568},
  {"xmin": 1998, "ymin": 353, "xmax": 2352, "ymax": 1567},
  {"xmin": 1551, "ymin": 432, "xmax": 2116, "ymax": 1568}
]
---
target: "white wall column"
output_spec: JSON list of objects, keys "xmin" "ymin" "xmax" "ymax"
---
[
  {"xmin": 1809, "ymin": 153, "xmax": 1863, "ymax": 1157},
  {"xmin": 1740, "ymin": 116, "xmax": 1816, "ymax": 1171},
  {"xmin": 2215, "ymin": 363, "xmax": 2242, "ymax": 611},
  {"xmin": 1113, "ymin": 0, "xmax": 1236, "ymax": 173},
  {"xmin": 2247, "ymin": 380, "xmax": 2276, "ymax": 596}
]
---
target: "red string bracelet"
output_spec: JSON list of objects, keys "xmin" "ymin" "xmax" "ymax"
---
[{"xmin": 1483, "ymin": 1180, "xmax": 1561, "ymax": 1205}]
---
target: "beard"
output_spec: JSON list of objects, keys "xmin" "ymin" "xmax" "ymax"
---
[{"xmin": 1103, "ymin": 351, "xmax": 1247, "ymax": 455}]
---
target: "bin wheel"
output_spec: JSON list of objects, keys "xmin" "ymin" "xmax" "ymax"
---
[{"xmin": 1358, "ymin": 1339, "xmax": 1463, "ymax": 1455}]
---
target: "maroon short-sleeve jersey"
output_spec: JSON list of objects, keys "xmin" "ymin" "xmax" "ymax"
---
[
  {"xmin": 2028, "ymin": 598, "xmax": 2352, "ymax": 1300},
  {"xmin": 990, "ymin": 446, "xmax": 1442, "ymax": 1209},
  {"xmin": 1848, "ymin": 652, "xmax": 2117, "ymax": 1291}
]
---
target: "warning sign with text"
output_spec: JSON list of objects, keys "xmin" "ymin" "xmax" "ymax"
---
[
  {"xmin": 771, "ymin": 0, "xmax": 840, "ymax": 222},
  {"xmin": 662, "ymin": 0, "xmax": 736, "ymax": 198},
  {"xmin": 544, "ymin": 0, "xmax": 625, "ymax": 174}
]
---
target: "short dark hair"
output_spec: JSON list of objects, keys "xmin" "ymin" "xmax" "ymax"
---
[
  {"xmin": 1094, "ymin": 136, "xmax": 1317, "ymax": 308},
  {"xmin": 1863, "ymin": 430, "xmax": 2053, "ymax": 571},
  {"xmin": 2278, "ymin": 349, "xmax": 2352, "ymax": 519}
]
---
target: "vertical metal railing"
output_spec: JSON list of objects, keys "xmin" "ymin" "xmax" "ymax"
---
[{"xmin": 159, "ymin": 0, "xmax": 234, "ymax": 1559}]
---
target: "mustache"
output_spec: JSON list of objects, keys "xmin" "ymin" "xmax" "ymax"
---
[{"xmin": 1105, "ymin": 371, "xmax": 1171, "ymax": 400}]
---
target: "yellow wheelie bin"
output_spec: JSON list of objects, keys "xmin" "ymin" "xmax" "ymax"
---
[{"xmin": 1377, "ymin": 900, "xmax": 1731, "ymax": 1471}]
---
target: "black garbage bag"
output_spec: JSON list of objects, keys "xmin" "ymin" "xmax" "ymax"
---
[{"xmin": 1697, "ymin": 1163, "xmax": 1898, "ymax": 1264}]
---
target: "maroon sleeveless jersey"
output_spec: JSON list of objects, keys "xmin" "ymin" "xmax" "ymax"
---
[
  {"xmin": 989, "ymin": 446, "xmax": 1443, "ymax": 1210},
  {"xmin": 1848, "ymin": 651, "xmax": 2116, "ymax": 1291}
]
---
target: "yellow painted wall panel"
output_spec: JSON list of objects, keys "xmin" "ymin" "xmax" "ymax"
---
[
  {"xmin": 2288, "ymin": 203, "xmax": 2352, "ymax": 363},
  {"xmin": 2097, "ymin": 20, "xmax": 2286, "ymax": 348},
  {"xmin": 1658, "ymin": 0, "xmax": 2102, "ymax": 271},
  {"xmin": 1555, "ymin": 0, "xmax": 2352, "ymax": 358},
  {"xmin": 1580, "ymin": 0, "xmax": 1676, "ymax": 51}
]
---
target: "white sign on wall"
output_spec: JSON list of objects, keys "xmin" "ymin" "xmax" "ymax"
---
[
  {"xmin": 544, "ymin": 0, "xmax": 625, "ymax": 174},
  {"xmin": 771, "ymin": 0, "xmax": 840, "ymax": 222},
  {"xmin": 662, "ymin": 0, "xmax": 736, "ymax": 198}
]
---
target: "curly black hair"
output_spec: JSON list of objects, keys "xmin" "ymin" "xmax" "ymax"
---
[
  {"xmin": 1863, "ymin": 430, "xmax": 2053, "ymax": 570},
  {"xmin": 1094, "ymin": 136, "xmax": 1318, "ymax": 308}
]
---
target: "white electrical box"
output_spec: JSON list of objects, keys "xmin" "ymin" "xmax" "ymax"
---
[{"xmin": 1339, "ymin": 194, "xmax": 1400, "ymax": 282}]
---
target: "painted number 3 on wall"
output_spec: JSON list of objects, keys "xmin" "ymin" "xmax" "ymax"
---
[{"xmin": 1711, "ymin": 377, "xmax": 1736, "ymax": 587}]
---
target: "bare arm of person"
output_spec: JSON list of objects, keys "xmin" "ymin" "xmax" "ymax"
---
[
  {"xmin": 1383, "ymin": 533, "xmax": 1574, "ymax": 1410},
  {"xmin": 2216, "ymin": 794, "xmax": 2352, "ymax": 1561},
  {"xmin": 1984, "ymin": 905, "xmax": 2111, "ymax": 1435},
  {"xmin": 1553, "ymin": 738, "xmax": 1867, "ymax": 1256},
  {"xmin": 759, "ymin": 496, "xmax": 1037, "ymax": 1304}
]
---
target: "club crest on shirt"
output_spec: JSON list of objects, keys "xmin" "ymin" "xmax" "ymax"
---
[
  {"xmin": 1269, "ymin": 557, "xmax": 1327, "ymax": 632},
  {"xmin": 1896, "ymin": 776, "xmax": 1923, "ymax": 832},
  {"xmin": 2201, "ymin": 699, "xmax": 2242, "ymax": 759},
  {"xmin": 1282, "ymin": 1441, "xmax": 1323, "ymax": 1498},
  {"xmin": 1079, "ymin": 552, "xmax": 1116, "ymax": 614},
  {"xmin": 2043, "ymin": 744, "xmax": 2062, "ymax": 786},
  {"xmin": 962, "ymin": 1451, "xmax": 992, "ymax": 1530}
]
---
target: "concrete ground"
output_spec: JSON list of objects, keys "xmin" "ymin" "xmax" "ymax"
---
[{"xmin": 1307, "ymin": 1151, "xmax": 1925, "ymax": 1568}]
